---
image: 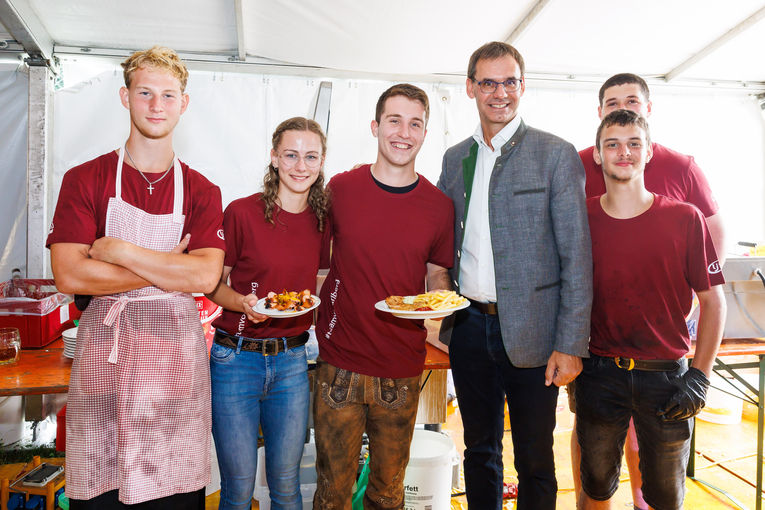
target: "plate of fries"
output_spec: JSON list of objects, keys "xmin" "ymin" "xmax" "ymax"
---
[{"xmin": 375, "ymin": 290, "xmax": 469, "ymax": 319}]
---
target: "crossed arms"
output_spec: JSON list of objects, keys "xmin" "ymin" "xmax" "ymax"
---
[{"xmin": 51, "ymin": 233, "xmax": 224, "ymax": 295}]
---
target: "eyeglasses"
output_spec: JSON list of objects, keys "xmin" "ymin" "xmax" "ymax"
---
[
  {"xmin": 278, "ymin": 151, "xmax": 323, "ymax": 169},
  {"xmin": 473, "ymin": 78, "xmax": 523, "ymax": 94}
]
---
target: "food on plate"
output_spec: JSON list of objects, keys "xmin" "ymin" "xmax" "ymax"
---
[
  {"xmin": 385, "ymin": 290, "xmax": 467, "ymax": 312},
  {"xmin": 385, "ymin": 295, "xmax": 429, "ymax": 311},
  {"xmin": 265, "ymin": 289, "xmax": 314, "ymax": 312}
]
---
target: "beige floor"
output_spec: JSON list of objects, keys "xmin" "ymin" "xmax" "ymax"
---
[{"xmin": 206, "ymin": 388, "xmax": 763, "ymax": 510}]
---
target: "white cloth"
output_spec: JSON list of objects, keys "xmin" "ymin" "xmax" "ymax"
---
[{"xmin": 459, "ymin": 116, "xmax": 522, "ymax": 303}]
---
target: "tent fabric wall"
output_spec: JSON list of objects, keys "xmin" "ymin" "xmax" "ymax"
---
[
  {"xmin": 0, "ymin": 66, "xmax": 28, "ymax": 278},
  {"xmin": 50, "ymin": 64, "xmax": 765, "ymax": 259}
]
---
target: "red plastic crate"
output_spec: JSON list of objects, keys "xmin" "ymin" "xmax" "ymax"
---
[{"xmin": 0, "ymin": 278, "xmax": 81, "ymax": 348}]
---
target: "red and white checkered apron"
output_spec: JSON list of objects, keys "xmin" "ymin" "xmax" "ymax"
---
[{"xmin": 65, "ymin": 147, "xmax": 211, "ymax": 504}]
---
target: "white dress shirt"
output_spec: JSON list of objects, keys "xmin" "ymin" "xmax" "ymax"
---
[{"xmin": 459, "ymin": 116, "xmax": 522, "ymax": 303}]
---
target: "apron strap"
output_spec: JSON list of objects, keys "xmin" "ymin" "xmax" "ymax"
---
[
  {"xmin": 115, "ymin": 146, "xmax": 126, "ymax": 203},
  {"xmin": 117, "ymin": 145, "xmax": 184, "ymax": 225},
  {"xmin": 172, "ymin": 157, "xmax": 183, "ymax": 225},
  {"xmin": 103, "ymin": 295, "xmax": 130, "ymax": 364}
]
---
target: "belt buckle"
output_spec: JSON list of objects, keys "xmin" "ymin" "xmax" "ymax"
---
[
  {"xmin": 614, "ymin": 356, "xmax": 635, "ymax": 370},
  {"xmin": 261, "ymin": 338, "xmax": 284, "ymax": 356}
]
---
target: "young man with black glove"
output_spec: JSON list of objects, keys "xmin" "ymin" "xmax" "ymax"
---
[{"xmin": 575, "ymin": 109, "xmax": 726, "ymax": 510}]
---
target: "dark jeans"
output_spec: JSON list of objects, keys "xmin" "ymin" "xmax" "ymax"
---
[
  {"xmin": 576, "ymin": 355, "xmax": 693, "ymax": 510},
  {"xmin": 449, "ymin": 306, "xmax": 559, "ymax": 510},
  {"xmin": 312, "ymin": 359, "xmax": 422, "ymax": 510}
]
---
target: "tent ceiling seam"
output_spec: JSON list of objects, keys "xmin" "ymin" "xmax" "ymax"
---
[{"xmin": 664, "ymin": 4, "xmax": 765, "ymax": 82}]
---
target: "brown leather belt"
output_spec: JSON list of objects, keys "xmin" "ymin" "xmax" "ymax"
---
[
  {"xmin": 468, "ymin": 299, "xmax": 498, "ymax": 315},
  {"xmin": 613, "ymin": 356, "xmax": 683, "ymax": 372},
  {"xmin": 214, "ymin": 329, "xmax": 308, "ymax": 355}
]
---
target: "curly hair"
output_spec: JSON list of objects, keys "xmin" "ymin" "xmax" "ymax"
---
[
  {"xmin": 121, "ymin": 46, "xmax": 189, "ymax": 92},
  {"xmin": 262, "ymin": 117, "xmax": 329, "ymax": 232}
]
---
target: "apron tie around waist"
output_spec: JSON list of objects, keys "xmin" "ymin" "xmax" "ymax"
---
[{"xmin": 102, "ymin": 291, "xmax": 182, "ymax": 364}]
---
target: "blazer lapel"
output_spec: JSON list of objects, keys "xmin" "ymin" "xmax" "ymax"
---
[
  {"xmin": 494, "ymin": 120, "xmax": 528, "ymax": 169},
  {"xmin": 461, "ymin": 141, "xmax": 479, "ymax": 221}
]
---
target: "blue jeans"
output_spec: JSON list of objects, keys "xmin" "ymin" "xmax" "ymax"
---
[
  {"xmin": 210, "ymin": 333, "xmax": 310, "ymax": 510},
  {"xmin": 576, "ymin": 354, "xmax": 692, "ymax": 510},
  {"xmin": 449, "ymin": 306, "xmax": 559, "ymax": 510}
]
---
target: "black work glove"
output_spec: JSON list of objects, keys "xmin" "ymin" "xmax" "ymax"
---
[{"xmin": 657, "ymin": 367, "xmax": 710, "ymax": 422}]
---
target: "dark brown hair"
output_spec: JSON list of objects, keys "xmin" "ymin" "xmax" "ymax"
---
[
  {"xmin": 467, "ymin": 41, "xmax": 525, "ymax": 80},
  {"xmin": 598, "ymin": 73, "xmax": 650, "ymax": 106},
  {"xmin": 375, "ymin": 83, "xmax": 430, "ymax": 126},
  {"xmin": 596, "ymin": 109, "xmax": 651, "ymax": 150},
  {"xmin": 262, "ymin": 117, "xmax": 329, "ymax": 232}
]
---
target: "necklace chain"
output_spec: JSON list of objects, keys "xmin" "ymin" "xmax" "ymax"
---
[{"xmin": 124, "ymin": 147, "xmax": 174, "ymax": 195}]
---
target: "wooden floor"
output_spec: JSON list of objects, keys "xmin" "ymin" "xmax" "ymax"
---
[{"xmin": 206, "ymin": 392, "xmax": 763, "ymax": 510}]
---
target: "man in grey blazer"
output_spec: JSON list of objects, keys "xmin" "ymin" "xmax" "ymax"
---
[{"xmin": 437, "ymin": 41, "xmax": 592, "ymax": 510}]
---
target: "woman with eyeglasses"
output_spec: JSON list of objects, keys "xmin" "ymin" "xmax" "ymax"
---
[{"xmin": 206, "ymin": 117, "xmax": 330, "ymax": 510}]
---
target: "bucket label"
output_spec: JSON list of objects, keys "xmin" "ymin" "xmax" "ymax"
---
[{"xmin": 404, "ymin": 482, "xmax": 434, "ymax": 509}]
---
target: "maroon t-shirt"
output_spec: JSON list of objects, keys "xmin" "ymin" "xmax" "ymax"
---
[
  {"xmin": 588, "ymin": 194, "xmax": 724, "ymax": 360},
  {"xmin": 212, "ymin": 193, "xmax": 330, "ymax": 339},
  {"xmin": 316, "ymin": 165, "xmax": 454, "ymax": 378},
  {"xmin": 579, "ymin": 143, "xmax": 719, "ymax": 217},
  {"xmin": 46, "ymin": 151, "xmax": 225, "ymax": 252}
]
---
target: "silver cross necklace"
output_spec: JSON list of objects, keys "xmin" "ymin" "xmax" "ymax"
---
[{"xmin": 124, "ymin": 147, "xmax": 174, "ymax": 195}]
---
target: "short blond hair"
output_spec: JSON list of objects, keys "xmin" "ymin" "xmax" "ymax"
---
[{"xmin": 121, "ymin": 46, "xmax": 189, "ymax": 92}]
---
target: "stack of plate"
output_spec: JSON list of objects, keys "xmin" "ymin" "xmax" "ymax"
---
[{"xmin": 62, "ymin": 327, "xmax": 77, "ymax": 358}]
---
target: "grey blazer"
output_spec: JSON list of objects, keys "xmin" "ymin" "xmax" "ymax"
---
[{"xmin": 437, "ymin": 121, "xmax": 592, "ymax": 368}]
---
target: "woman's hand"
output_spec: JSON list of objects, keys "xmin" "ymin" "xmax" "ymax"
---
[{"xmin": 242, "ymin": 293, "xmax": 269, "ymax": 324}]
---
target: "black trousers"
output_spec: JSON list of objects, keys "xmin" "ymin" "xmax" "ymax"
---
[
  {"xmin": 449, "ymin": 306, "xmax": 559, "ymax": 510},
  {"xmin": 70, "ymin": 488, "xmax": 205, "ymax": 510}
]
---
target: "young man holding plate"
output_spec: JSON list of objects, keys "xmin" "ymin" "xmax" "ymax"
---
[{"xmin": 313, "ymin": 83, "xmax": 454, "ymax": 510}]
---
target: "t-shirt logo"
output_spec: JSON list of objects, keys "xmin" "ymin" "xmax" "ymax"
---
[
  {"xmin": 48, "ymin": 222, "xmax": 54, "ymax": 234},
  {"xmin": 708, "ymin": 261, "xmax": 721, "ymax": 274},
  {"xmin": 217, "ymin": 229, "xmax": 225, "ymax": 240}
]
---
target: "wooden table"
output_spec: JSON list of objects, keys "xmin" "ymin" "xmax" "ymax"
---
[
  {"xmin": 0, "ymin": 339, "xmax": 71, "ymax": 397},
  {"xmin": 685, "ymin": 337, "xmax": 765, "ymax": 510}
]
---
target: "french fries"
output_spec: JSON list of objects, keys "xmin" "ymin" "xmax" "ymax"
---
[
  {"xmin": 413, "ymin": 290, "xmax": 467, "ymax": 310},
  {"xmin": 386, "ymin": 290, "xmax": 467, "ymax": 311}
]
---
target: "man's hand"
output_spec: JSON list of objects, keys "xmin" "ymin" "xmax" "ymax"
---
[
  {"xmin": 545, "ymin": 351, "xmax": 582, "ymax": 387},
  {"xmin": 242, "ymin": 293, "xmax": 269, "ymax": 324},
  {"xmin": 89, "ymin": 236, "xmax": 132, "ymax": 265},
  {"xmin": 657, "ymin": 367, "xmax": 710, "ymax": 422},
  {"xmin": 171, "ymin": 233, "xmax": 191, "ymax": 254}
]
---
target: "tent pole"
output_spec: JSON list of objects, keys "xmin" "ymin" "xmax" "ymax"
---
[{"xmin": 26, "ymin": 65, "xmax": 52, "ymax": 278}]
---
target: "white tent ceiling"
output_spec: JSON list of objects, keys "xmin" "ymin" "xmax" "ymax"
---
[
  {"xmin": 1, "ymin": 0, "xmax": 765, "ymax": 278},
  {"xmin": 1, "ymin": 0, "xmax": 765, "ymax": 88}
]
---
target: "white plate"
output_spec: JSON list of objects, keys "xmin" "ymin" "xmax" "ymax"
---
[
  {"xmin": 374, "ymin": 298, "xmax": 470, "ymax": 319},
  {"xmin": 62, "ymin": 327, "xmax": 78, "ymax": 339},
  {"xmin": 253, "ymin": 295, "xmax": 321, "ymax": 318}
]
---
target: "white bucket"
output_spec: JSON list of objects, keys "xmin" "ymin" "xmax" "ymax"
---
[
  {"xmin": 697, "ymin": 375, "xmax": 743, "ymax": 425},
  {"xmin": 0, "ymin": 396, "xmax": 24, "ymax": 445},
  {"xmin": 254, "ymin": 442, "xmax": 317, "ymax": 510},
  {"xmin": 403, "ymin": 430, "xmax": 457, "ymax": 510}
]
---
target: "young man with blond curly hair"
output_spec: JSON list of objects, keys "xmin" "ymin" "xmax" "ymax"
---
[{"xmin": 48, "ymin": 46, "xmax": 225, "ymax": 509}]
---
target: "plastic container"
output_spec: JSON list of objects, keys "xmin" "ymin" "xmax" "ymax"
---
[
  {"xmin": 697, "ymin": 375, "xmax": 744, "ymax": 425},
  {"xmin": 0, "ymin": 279, "xmax": 80, "ymax": 347},
  {"xmin": 55, "ymin": 405, "xmax": 67, "ymax": 452},
  {"xmin": 0, "ymin": 395, "xmax": 24, "ymax": 445},
  {"xmin": 193, "ymin": 293, "xmax": 222, "ymax": 351},
  {"xmin": 403, "ymin": 429, "xmax": 458, "ymax": 510},
  {"xmin": 254, "ymin": 442, "xmax": 317, "ymax": 510}
]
